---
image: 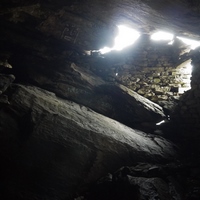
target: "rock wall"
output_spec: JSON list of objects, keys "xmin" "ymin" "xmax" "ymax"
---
[
  {"xmin": 115, "ymin": 38, "xmax": 191, "ymax": 104},
  {"xmin": 170, "ymin": 48, "xmax": 200, "ymax": 138},
  {"xmin": 0, "ymin": 84, "xmax": 177, "ymax": 200},
  {"xmin": 18, "ymin": 61, "xmax": 165, "ymax": 132},
  {"xmin": 87, "ymin": 36, "xmax": 191, "ymax": 106}
]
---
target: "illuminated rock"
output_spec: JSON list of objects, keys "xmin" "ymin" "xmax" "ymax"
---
[{"xmin": 0, "ymin": 84, "xmax": 177, "ymax": 199}]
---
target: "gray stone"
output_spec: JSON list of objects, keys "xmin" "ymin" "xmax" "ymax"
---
[
  {"xmin": 0, "ymin": 74, "xmax": 15, "ymax": 94},
  {"xmin": 0, "ymin": 84, "xmax": 177, "ymax": 199},
  {"xmin": 154, "ymin": 78, "xmax": 161, "ymax": 83},
  {"xmin": 27, "ymin": 63, "xmax": 165, "ymax": 130}
]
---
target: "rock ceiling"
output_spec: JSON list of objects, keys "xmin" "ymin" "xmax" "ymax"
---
[{"xmin": 1, "ymin": 0, "xmax": 200, "ymax": 52}]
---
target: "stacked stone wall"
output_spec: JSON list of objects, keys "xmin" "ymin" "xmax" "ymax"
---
[
  {"xmin": 170, "ymin": 48, "xmax": 200, "ymax": 135},
  {"xmin": 116, "ymin": 40, "xmax": 191, "ymax": 104}
]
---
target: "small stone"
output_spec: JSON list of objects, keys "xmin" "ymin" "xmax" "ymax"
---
[
  {"xmin": 137, "ymin": 89, "xmax": 146, "ymax": 95},
  {"xmin": 153, "ymin": 78, "xmax": 161, "ymax": 83}
]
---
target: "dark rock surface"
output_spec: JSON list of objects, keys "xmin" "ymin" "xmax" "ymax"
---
[
  {"xmin": 163, "ymin": 48, "xmax": 200, "ymax": 156},
  {"xmin": 0, "ymin": 73, "xmax": 15, "ymax": 104},
  {"xmin": 1, "ymin": 0, "xmax": 200, "ymax": 52},
  {"xmin": 26, "ymin": 62, "xmax": 165, "ymax": 131},
  {"xmin": 0, "ymin": 1, "xmax": 200, "ymax": 200},
  {"xmin": 0, "ymin": 84, "xmax": 177, "ymax": 199},
  {"xmin": 0, "ymin": 74, "xmax": 15, "ymax": 94},
  {"xmin": 78, "ymin": 162, "xmax": 200, "ymax": 200}
]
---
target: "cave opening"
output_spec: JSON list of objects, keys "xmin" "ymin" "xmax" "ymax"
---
[
  {"xmin": 150, "ymin": 31, "xmax": 174, "ymax": 41},
  {"xmin": 99, "ymin": 25, "xmax": 140, "ymax": 54}
]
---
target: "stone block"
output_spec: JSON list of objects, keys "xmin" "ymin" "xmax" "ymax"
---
[{"xmin": 153, "ymin": 78, "xmax": 161, "ymax": 83}]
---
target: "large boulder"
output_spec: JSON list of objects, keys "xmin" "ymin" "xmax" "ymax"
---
[
  {"xmin": 0, "ymin": 84, "xmax": 177, "ymax": 199},
  {"xmin": 27, "ymin": 62, "xmax": 165, "ymax": 132}
]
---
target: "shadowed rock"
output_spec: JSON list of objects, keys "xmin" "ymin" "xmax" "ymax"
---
[
  {"xmin": 0, "ymin": 84, "xmax": 177, "ymax": 199},
  {"xmin": 0, "ymin": 73, "xmax": 15, "ymax": 94},
  {"xmin": 28, "ymin": 63, "xmax": 165, "ymax": 132}
]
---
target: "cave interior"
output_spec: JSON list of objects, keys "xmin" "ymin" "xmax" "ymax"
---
[{"xmin": 1, "ymin": 0, "xmax": 200, "ymax": 199}]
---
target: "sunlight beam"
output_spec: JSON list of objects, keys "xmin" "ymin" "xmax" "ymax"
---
[
  {"xmin": 177, "ymin": 36, "xmax": 200, "ymax": 50},
  {"xmin": 99, "ymin": 25, "xmax": 140, "ymax": 54},
  {"xmin": 151, "ymin": 31, "xmax": 174, "ymax": 41}
]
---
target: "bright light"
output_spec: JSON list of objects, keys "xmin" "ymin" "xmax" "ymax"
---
[
  {"xmin": 99, "ymin": 25, "xmax": 140, "ymax": 54},
  {"xmin": 156, "ymin": 120, "xmax": 165, "ymax": 125},
  {"xmin": 177, "ymin": 37, "xmax": 200, "ymax": 50},
  {"xmin": 99, "ymin": 47, "xmax": 112, "ymax": 54},
  {"xmin": 184, "ymin": 61, "xmax": 193, "ymax": 74},
  {"xmin": 178, "ymin": 60, "xmax": 192, "ymax": 94},
  {"xmin": 113, "ymin": 25, "xmax": 140, "ymax": 50},
  {"xmin": 151, "ymin": 31, "xmax": 174, "ymax": 41},
  {"xmin": 168, "ymin": 40, "xmax": 174, "ymax": 45}
]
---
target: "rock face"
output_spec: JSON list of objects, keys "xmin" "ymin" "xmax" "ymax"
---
[
  {"xmin": 0, "ymin": 0, "xmax": 197, "ymax": 112},
  {"xmin": 79, "ymin": 162, "xmax": 200, "ymax": 200},
  {"xmin": 2, "ymin": 0, "xmax": 200, "ymax": 51},
  {"xmin": 0, "ymin": 84, "xmax": 177, "ymax": 199},
  {"xmin": 26, "ymin": 62, "xmax": 165, "ymax": 132},
  {"xmin": 114, "ymin": 38, "xmax": 191, "ymax": 103},
  {"xmin": 0, "ymin": 73, "xmax": 15, "ymax": 94},
  {"xmin": 171, "ymin": 48, "xmax": 200, "ymax": 127},
  {"xmin": 0, "ymin": 73, "xmax": 15, "ymax": 104},
  {"xmin": 83, "ymin": 36, "xmax": 192, "ymax": 106},
  {"xmin": 1, "ymin": 1, "xmax": 200, "ymax": 200},
  {"xmin": 168, "ymin": 48, "xmax": 200, "ymax": 151}
]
